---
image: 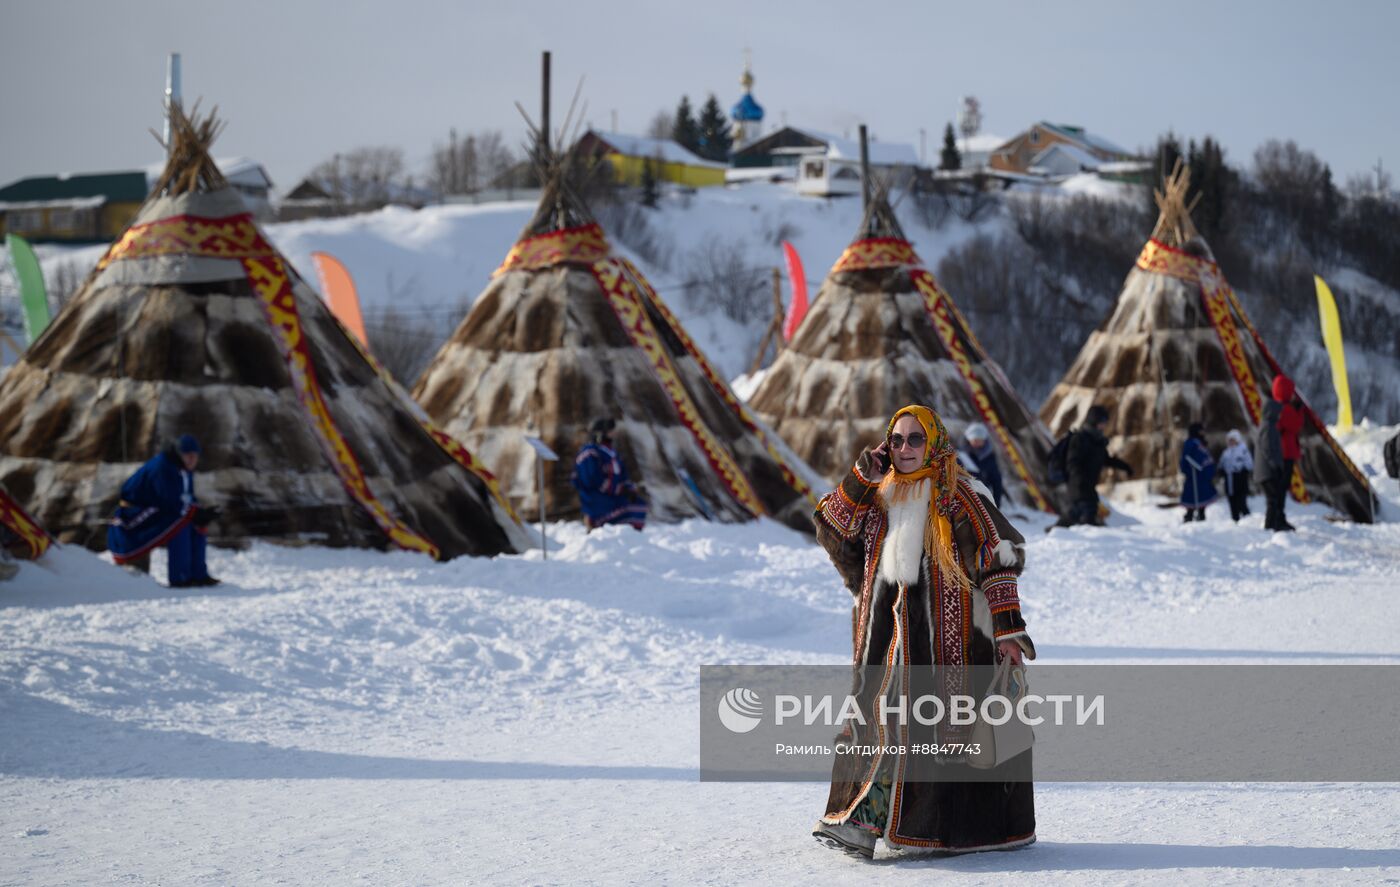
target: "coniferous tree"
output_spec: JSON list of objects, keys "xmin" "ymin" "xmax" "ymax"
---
[
  {"xmin": 671, "ymin": 96, "xmax": 701, "ymax": 154},
  {"xmin": 1186, "ymin": 136, "xmax": 1234, "ymax": 243},
  {"xmin": 696, "ymin": 94, "xmax": 733, "ymax": 162},
  {"xmin": 1148, "ymin": 133, "xmax": 1185, "ymax": 222},
  {"xmin": 939, "ymin": 122, "xmax": 961, "ymax": 171}
]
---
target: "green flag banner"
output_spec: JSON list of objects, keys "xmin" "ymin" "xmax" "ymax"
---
[{"xmin": 6, "ymin": 233, "xmax": 50, "ymax": 344}]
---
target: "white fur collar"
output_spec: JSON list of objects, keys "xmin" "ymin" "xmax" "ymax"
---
[{"xmin": 878, "ymin": 479, "xmax": 931, "ymax": 587}]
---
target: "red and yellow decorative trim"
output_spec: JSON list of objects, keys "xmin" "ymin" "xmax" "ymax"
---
[
  {"xmin": 620, "ymin": 259, "xmax": 818, "ymax": 510},
  {"xmin": 1199, "ymin": 266, "xmax": 1267, "ymax": 428},
  {"xmin": 0, "ymin": 485, "xmax": 52, "ymax": 559},
  {"xmin": 1134, "ymin": 237, "xmax": 1204, "ymax": 280},
  {"xmin": 104, "ymin": 212, "xmax": 441, "ymax": 557},
  {"xmin": 495, "ymin": 223, "xmax": 611, "ymax": 275},
  {"xmin": 910, "ymin": 269, "xmax": 1055, "ymax": 513},
  {"xmin": 590, "ymin": 257, "xmax": 765, "ymax": 519},
  {"xmin": 242, "ymin": 253, "xmax": 440, "ymax": 557},
  {"xmin": 831, "ymin": 237, "xmax": 920, "ymax": 273},
  {"xmin": 98, "ymin": 214, "xmax": 275, "ymax": 268}
]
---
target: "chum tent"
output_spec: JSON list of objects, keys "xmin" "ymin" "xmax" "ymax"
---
[
  {"xmin": 0, "ymin": 107, "xmax": 530, "ymax": 558},
  {"xmin": 1039, "ymin": 160, "xmax": 1376, "ymax": 521},
  {"xmin": 412, "ymin": 141, "xmax": 820, "ymax": 529},
  {"xmin": 747, "ymin": 186, "xmax": 1058, "ymax": 513}
]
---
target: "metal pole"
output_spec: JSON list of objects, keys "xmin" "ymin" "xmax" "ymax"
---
[
  {"xmin": 538, "ymin": 455, "xmax": 547, "ymax": 560},
  {"xmin": 540, "ymin": 51, "xmax": 552, "ymax": 161},
  {"xmin": 858, "ymin": 124, "xmax": 871, "ymax": 210},
  {"xmin": 164, "ymin": 53, "xmax": 181, "ymax": 153}
]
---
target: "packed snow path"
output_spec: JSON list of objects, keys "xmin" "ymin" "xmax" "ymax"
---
[{"xmin": 3, "ymin": 496, "xmax": 1399, "ymax": 884}]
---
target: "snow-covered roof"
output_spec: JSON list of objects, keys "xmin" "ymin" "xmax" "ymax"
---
[
  {"xmin": 1097, "ymin": 160, "xmax": 1152, "ymax": 174},
  {"xmin": 959, "ymin": 133, "xmax": 1007, "ymax": 153},
  {"xmin": 142, "ymin": 156, "xmax": 275, "ymax": 192},
  {"xmin": 1031, "ymin": 141, "xmax": 1104, "ymax": 171},
  {"xmin": 1042, "ymin": 122, "xmax": 1131, "ymax": 157},
  {"xmin": 587, "ymin": 132, "xmax": 726, "ymax": 169},
  {"xmin": 0, "ymin": 195, "xmax": 107, "ymax": 211},
  {"xmin": 800, "ymin": 130, "xmax": 919, "ymax": 166}
]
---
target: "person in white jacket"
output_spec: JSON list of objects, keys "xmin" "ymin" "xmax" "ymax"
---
[{"xmin": 1218, "ymin": 429, "xmax": 1254, "ymax": 522}]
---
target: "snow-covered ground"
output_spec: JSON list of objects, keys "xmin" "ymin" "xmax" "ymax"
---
[{"xmin": 4, "ymin": 430, "xmax": 1399, "ymax": 884}]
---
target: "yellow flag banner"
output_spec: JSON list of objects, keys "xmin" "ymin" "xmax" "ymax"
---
[{"xmin": 1312, "ymin": 275, "xmax": 1352, "ymax": 431}]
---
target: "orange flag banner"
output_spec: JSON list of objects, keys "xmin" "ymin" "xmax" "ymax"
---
[{"xmin": 311, "ymin": 252, "xmax": 369, "ymax": 349}]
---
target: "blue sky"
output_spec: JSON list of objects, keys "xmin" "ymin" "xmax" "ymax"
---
[{"xmin": 1, "ymin": 0, "xmax": 1395, "ymax": 190}]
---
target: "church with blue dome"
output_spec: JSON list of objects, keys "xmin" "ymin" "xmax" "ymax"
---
[{"xmin": 730, "ymin": 59, "xmax": 764, "ymax": 146}]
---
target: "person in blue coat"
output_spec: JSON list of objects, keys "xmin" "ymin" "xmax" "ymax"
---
[
  {"xmin": 571, "ymin": 418, "xmax": 647, "ymax": 531},
  {"xmin": 959, "ymin": 422, "xmax": 1006, "ymax": 508},
  {"xmin": 1179, "ymin": 422, "xmax": 1218, "ymax": 522},
  {"xmin": 108, "ymin": 434, "xmax": 220, "ymax": 587}
]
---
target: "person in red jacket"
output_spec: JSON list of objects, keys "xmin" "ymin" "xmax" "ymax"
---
[{"xmin": 1253, "ymin": 374, "xmax": 1304, "ymax": 532}]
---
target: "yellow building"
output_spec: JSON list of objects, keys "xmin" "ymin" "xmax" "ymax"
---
[
  {"xmin": 0, "ymin": 171, "xmax": 147, "ymax": 244},
  {"xmin": 579, "ymin": 131, "xmax": 726, "ymax": 189},
  {"xmin": 0, "ymin": 159, "xmax": 272, "ymax": 243}
]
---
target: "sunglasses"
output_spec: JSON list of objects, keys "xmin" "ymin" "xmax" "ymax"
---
[{"xmin": 888, "ymin": 432, "xmax": 927, "ymax": 451}]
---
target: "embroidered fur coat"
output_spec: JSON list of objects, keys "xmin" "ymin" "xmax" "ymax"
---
[{"xmin": 814, "ymin": 447, "xmax": 1036, "ymax": 853}]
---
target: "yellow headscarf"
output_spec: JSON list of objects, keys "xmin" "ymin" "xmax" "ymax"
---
[{"xmin": 878, "ymin": 404, "xmax": 972, "ymax": 590}]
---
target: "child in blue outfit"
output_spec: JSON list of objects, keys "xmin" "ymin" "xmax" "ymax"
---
[
  {"xmin": 1179, "ymin": 422, "xmax": 1218, "ymax": 522},
  {"xmin": 571, "ymin": 418, "xmax": 647, "ymax": 531},
  {"xmin": 108, "ymin": 434, "xmax": 220, "ymax": 587}
]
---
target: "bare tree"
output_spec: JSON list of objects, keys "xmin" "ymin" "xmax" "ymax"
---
[
  {"xmin": 646, "ymin": 111, "xmax": 672, "ymax": 140},
  {"xmin": 475, "ymin": 131, "xmax": 515, "ymax": 187},
  {"xmin": 428, "ymin": 129, "xmax": 478, "ymax": 196},
  {"xmin": 681, "ymin": 234, "xmax": 768, "ymax": 324},
  {"xmin": 310, "ymin": 146, "xmax": 406, "ymax": 204}
]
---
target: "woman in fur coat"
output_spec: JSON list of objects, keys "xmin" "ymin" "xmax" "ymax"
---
[{"xmin": 811, "ymin": 404, "xmax": 1035, "ymax": 860}]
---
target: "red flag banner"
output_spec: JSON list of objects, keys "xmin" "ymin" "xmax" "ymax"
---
[{"xmin": 780, "ymin": 241, "xmax": 808, "ymax": 341}]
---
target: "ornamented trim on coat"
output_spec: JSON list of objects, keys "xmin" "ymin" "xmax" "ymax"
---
[
  {"xmin": 494, "ymin": 223, "xmax": 611, "ymax": 274},
  {"xmin": 104, "ymin": 212, "xmax": 442, "ymax": 559},
  {"xmin": 621, "ymin": 259, "xmax": 819, "ymax": 510},
  {"xmin": 820, "ymin": 575, "xmax": 902, "ymax": 826},
  {"xmin": 910, "ymin": 269, "xmax": 1055, "ymax": 513},
  {"xmin": 817, "ymin": 465, "xmax": 879, "ymax": 540},
  {"xmin": 1137, "ymin": 238, "xmax": 1375, "ymax": 509},
  {"xmin": 831, "ymin": 237, "xmax": 920, "ymax": 272},
  {"xmin": 981, "ymin": 571, "xmax": 1020, "ymax": 613},
  {"xmin": 855, "ymin": 512, "xmax": 887, "ymax": 665},
  {"xmin": 110, "ymin": 505, "xmax": 195, "ymax": 565},
  {"xmin": 590, "ymin": 257, "xmax": 765, "ymax": 519},
  {"xmin": 0, "ymin": 485, "xmax": 53, "ymax": 559}
]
